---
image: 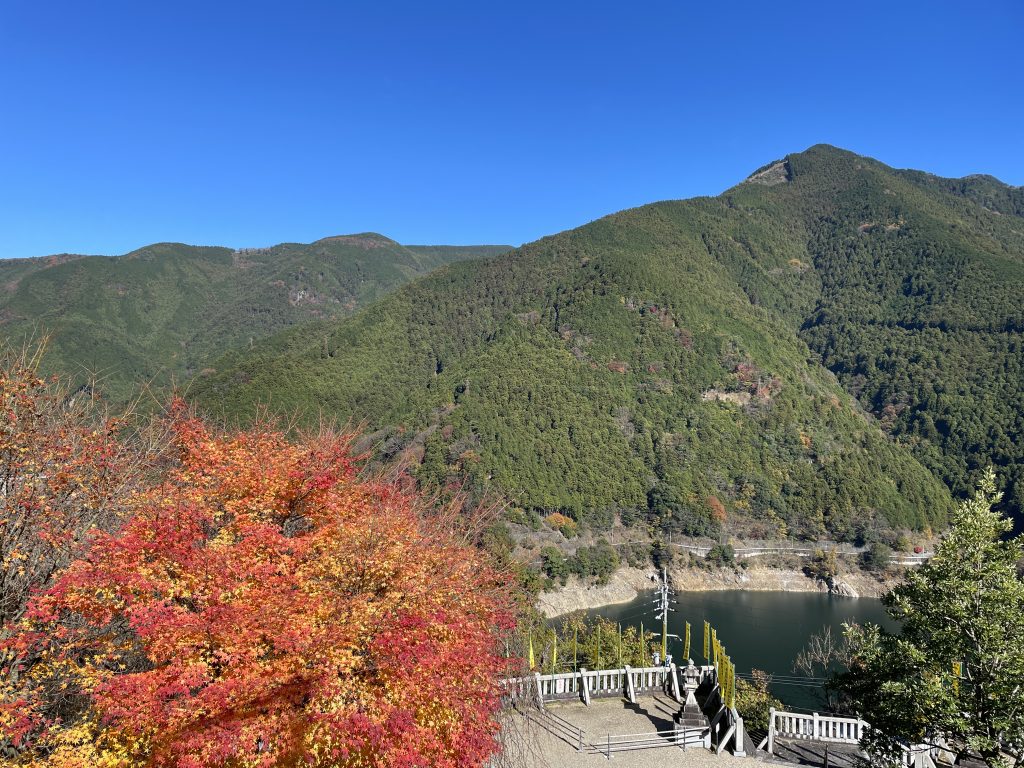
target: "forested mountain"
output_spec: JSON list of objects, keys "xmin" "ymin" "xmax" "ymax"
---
[
  {"xmin": 0, "ymin": 236, "xmax": 510, "ymax": 402},
  {"xmin": 193, "ymin": 146, "xmax": 1024, "ymax": 540}
]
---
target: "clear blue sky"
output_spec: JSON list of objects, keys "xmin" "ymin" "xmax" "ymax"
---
[{"xmin": 1, "ymin": 1, "xmax": 1021, "ymax": 258}]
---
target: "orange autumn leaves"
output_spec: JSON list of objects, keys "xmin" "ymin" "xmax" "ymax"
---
[
  {"xmin": 0, "ymin": 350, "xmax": 139, "ymax": 630},
  {"xmin": 2, "ymin": 402, "xmax": 516, "ymax": 767}
]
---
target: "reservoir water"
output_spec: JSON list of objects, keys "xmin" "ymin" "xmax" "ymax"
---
[{"xmin": 579, "ymin": 590, "xmax": 898, "ymax": 712}]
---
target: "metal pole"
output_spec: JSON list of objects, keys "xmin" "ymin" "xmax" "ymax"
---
[
  {"xmin": 640, "ymin": 620, "xmax": 644, "ymax": 665},
  {"xmin": 661, "ymin": 567, "xmax": 669, "ymax": 662},
  {"xmin": 618, "ymin": 623, "xmax": 622, "ymax": 667}
]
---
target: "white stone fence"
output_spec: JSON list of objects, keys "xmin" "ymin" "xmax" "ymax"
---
[
  {"xmin": 767, "ymin": 708, "xmax": 940, "ymax": 767},
  {"xmin": 767, "ymin": 709, "xmax": 866, "ymax": 750},
  {"xmin": 519, "ymin": 664, "xmax": 688, "ymax": 707},
  {"xmin": 504, "ymin": 662, "xmax": 747, "ymax": 757}
]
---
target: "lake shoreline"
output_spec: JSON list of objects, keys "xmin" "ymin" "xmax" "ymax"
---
[
  {"xmin": 536, "ymin": 564, "xmax": 896, "ymax": 618},
  {"xmin": 570, "ymin": 585, "xmax": 899, "ymax": 710}
]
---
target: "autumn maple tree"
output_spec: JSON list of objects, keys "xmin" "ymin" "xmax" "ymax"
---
[
  {"xmin": 0, "ymin": 343, "xmax": 143, "ymax": 630},
  {"xmin": 2, "ymin": 392, "xmax": 517, "ymax": 767}
]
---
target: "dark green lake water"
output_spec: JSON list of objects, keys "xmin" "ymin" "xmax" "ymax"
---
[{"xmin": 581, "ymin": 590, "xmax": 897, "ymax": 712}]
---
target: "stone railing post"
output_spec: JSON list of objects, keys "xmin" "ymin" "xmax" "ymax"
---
[
  {"xmin": 670, "ymin": 662, "xmax": 682, "ymax": 702},
  {"xmin": 767, "ymin": 707, "xmax": 775, "ymax": 755},
  {"xmin": 813, "ymin": 711, "xmax": 820, "ymax": 739},
  {"xmin": 734, "ymin": 713, "xmax": 746, "ymax": 757},
  {"xmin": 579, "ymin": 667, "xmax": 591, "ymax": 706},
  {"xmin": 534, "ymin": 672, "xmax": 545, "ymax": 710},
  {"xmin": 624, "ymin": 664, "xmax": 637, "ymax": 703}
]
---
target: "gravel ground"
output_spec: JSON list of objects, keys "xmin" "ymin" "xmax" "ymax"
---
[
  {"xmin": 768, "ymin": 740, "xmax": 861, "ymax": 767},
  {"xmin": 507, "ymin": 696, "xmax": 763, "ymax": 768},
  {"xmin": 502, "ymin": 696, "xmax": 971, "ymax": 767}
]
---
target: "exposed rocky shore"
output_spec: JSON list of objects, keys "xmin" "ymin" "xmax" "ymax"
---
[
  {"xmin": 536, "ymin": 564, "xmax": 895, "ymax": 618},
  {"xmin": 536, "ymin": 566, "xmax": 656, "ymax": 618}
]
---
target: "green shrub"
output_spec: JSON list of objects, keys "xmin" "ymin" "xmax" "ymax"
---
[
  {"xmin": 806, "ymin": 548, "xmax": 840, "ymax": 580},
  {"xmin": 540, "ymin": 546, "xmax": 570, "ymax": 584},
  {"xmin": 860, "ymin": 542, "xmax": 892, "ymax": 571},
  {"xmin": 735, "ymin": 670, "xmax": 782, "ymax": 732},
  {"xmin": 568, "ymin": 539, "xmax": 620, "ymax": 584},
  {"xmin": 705, "ymin": 543, "xmax": 735, "ymax": 566}
]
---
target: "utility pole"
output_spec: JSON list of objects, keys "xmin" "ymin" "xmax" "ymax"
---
[{"xmin": 653, "ymin": 566, "xmax": 676, "ymax": 662}]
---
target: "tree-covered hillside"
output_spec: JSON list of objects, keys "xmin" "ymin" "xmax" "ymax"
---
[
  {"xmin": 192, "ymin": 145, "xmax": 1024, "ymax": 540},
  {"xmin": 730, "ymin": 148, "xmax": 1024, "ymax": 519},
  {"xmin": 0, "ymin": 236, "xmax": 510, "ymax": 402}
]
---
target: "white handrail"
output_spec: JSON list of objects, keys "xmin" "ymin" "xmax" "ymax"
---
[
  {"xmin": 768, "ymin": 708, "xmax": 940, "ymax": 766},
  {"xmin": 769, "ymin": 709, "xmax": 866, "ymax": 744}
]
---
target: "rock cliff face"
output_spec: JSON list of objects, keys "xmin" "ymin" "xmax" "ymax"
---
[
  {"xmin": 535, "ymin": 567, "xmax": 656, "ymax": 618},
  {"xmin": 823, "ymin": 576, "xmax": 860, "ymax": 598}
]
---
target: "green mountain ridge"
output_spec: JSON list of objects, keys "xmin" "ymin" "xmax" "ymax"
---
[
  {"xmin": 0, "ymin": 235, "xmax": 512, "ymax": 402},
  {"xmin": 192, "ymin": 145, "xmax": 1024, "ymax": 540}
]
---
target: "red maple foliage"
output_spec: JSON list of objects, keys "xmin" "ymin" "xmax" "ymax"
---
[
  {"xmin": 0, "ymin": 345, "xmax": 142, "ymax": 629},
  {"xmin": 4, "ymin": 403, "xmax": 516, "ymax": 767},
  {"xmin": 707, "ymin": 495, "xmax": 727, "ymax": 524}
]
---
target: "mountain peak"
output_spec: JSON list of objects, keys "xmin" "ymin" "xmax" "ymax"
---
[
  {"xmin": 313, "ymin": 233, "xmax": 399, "ymax": 249},
  {"xmin": 743, "ymin": 145, "xmax": 869, "ymax": 187},
  {"xmin": 123, "ymin": 242, "xmax": 233, "ymax": 261}
]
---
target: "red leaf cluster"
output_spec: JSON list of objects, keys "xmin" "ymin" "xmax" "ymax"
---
[
  {"xmin": 707, "ymin": 495, "xmax": 727, "ymax": 523},
  {"xmin": 4, "ymin": 402, "xmax": 516, "ymax": 767}
]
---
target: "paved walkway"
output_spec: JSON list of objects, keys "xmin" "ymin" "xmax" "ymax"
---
[
  {"xmin": 511, "ymin": 696, "xmax": 754, "ymax": 768},
  {"xmin": 768, "ymin": 739, "xmax": 862, "ymax": 767},
  {"xmin": 503, "ymin": 696, "xmax": 964, "ymax": 767}
]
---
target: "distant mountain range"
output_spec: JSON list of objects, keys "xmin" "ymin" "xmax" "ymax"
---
[
  {"xmin": 191, "ymin": 146, "xmax": 1024, "ymax": 537},
  {"xmin": 0, "ymin": 236, "xmax": 510, "ymax": 402},
  {"xmin": 7, "ymin": 145, "xmax": 1023, "ymax": 540}
]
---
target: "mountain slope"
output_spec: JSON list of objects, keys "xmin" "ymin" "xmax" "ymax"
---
[
  {"xmin": 190, "ymin": 145, "xmax": 1024, "ymax": 540},
  {"xmin": 0, "ymin": 236, "xmax": 511, "ymax": 402},
  {"xmin": 761, "ymin": 150, "xmax": 1024, "ymax": 518}
]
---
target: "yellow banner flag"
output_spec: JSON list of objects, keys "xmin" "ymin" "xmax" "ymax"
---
[
  {"xmin": 703, "ymin": 621, "xmax": 710, "ymax": 660},
  {"xmin": 723, "ymin": 660, "xmax": 729, "ymax": 705},
  {"xmin": 684, "ymin": 622, "xmax": 691, "ymax": 661}
]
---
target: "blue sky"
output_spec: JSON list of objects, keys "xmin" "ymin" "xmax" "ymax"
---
[{"xmin": 1, "ymin": 0, "xmax": 1021, "ymax": 258}]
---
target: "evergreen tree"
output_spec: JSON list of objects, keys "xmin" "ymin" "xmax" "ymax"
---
[{"xmin": 836, "ymin": 469, "xmax": 1024, "ymax": 767}]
